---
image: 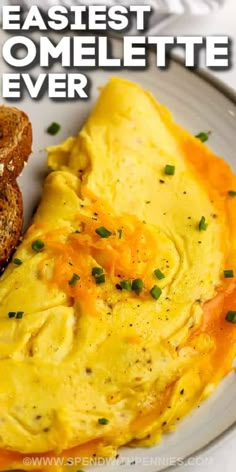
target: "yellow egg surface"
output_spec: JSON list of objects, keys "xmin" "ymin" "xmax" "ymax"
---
[{"xmin": 0, "ymin": 78, "xmax": 236, "ymax": 471}]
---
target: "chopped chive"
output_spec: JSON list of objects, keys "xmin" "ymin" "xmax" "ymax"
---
[
  {"xmin": 69, "ymin": 273, "xmax": 80, "ymax": 287},
  {"xmin": 228, "ymin": 190, "xmax": 236, "ymax": 197},
  {"xmin": 120, "ymin": 280, "xmax": 132, "ymax": 291},
  {"xmin": 91, "ymin": 267, "xmax": 103, "ymax": 276},
  {"xmin": 150, "ymin": 285, "xmax": 162, "ymax": 300},
  {"xmin": 224, "ymin": 270, "xmax": 234, "ymax": 278},
  {"xmin": 195, "ymin": 132, "xmax": 209, "ymax": 143},
  {"xmin": 132, "ymin": 278, "xmax": 144, "ymax": 295},
  {"xmin": 32, "ymin": 240, "xmax": 45, "ymax": 252},
  {"xmin": 8, "ymin": 311, "xmax": 24, "ymax": 319},
  {"xmin": 74, "ymin": 230, "xmax": 81, "ymax": 234},
  {"xmin": 92, "ymin": 267, "xmax": 106, "ymax": 284},
  {"xmin": 154, "ymin": 269, "xmax": 165, "ymax": 280},
  {"xmin": 95, "ymin": 226, "xmax": 112, "ymax": 238},
  {"xmin": 95, "ymin": 274, "xmax": 105, "ymax": 284},
  {"xmin": 13, "ymin": 258, "xmax": 23, "ymax": 266},
  {"xmin": 199, "ymin": 216, "xmax": 208, "ymax": 231},
  {"xmin": 165, "ymin": 165, "xmax": 175, "ymax": 176},
  {"xmin": 225, "ymin": 311, "xmax": 236, "ymax": 323},
  {"xmin": 98, "ymin": 418, "xmax": 109, "ymax": 425},
  {"xmin": 47, "ymin": 122, "xmax": 61, "ymax": 136},
  {"xmin": 117, "ymin": 229, "xmax": 122, "ymax": 239}
]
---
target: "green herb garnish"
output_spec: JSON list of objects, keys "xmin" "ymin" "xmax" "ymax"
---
[
  {"xmin": 117, "ymin": 229, "xmax": 122, "ymax": 239},
  {"xmin": 68, "ymin": 273, "xmax": 80, "ymax": 287},
  {"xmin": 224, "ymin": 270, "xmax": 234, "ymax": 278},
  {"xmin": 165, "ymin": 165, "xmax": 175, "ymax": 176},
  {"xmin": 199, "ymin": 216, "xmax": 208, "ymax": 231},
  {"xmin": 95, "ymin": 274, "xmax": 105, "ymax": 284},
  {"xmin": 195, "ymin": 132, "xmax": 209, "ymax": 143},
  {"xmin": 8, "ymin": 311, "xmax": 24, "ymax": 319},
  {"xmin": 91, "ymin": 267, "xmax": 105, "ymax": 284},
  {"xmin": 98, "ymin": 418, "xmax": 109, "ymax": 425},
  {"xmin": 154, "ymin": 269, "xmax": 165, "ymax": 280},
  {"xmin": 150, "ymin": 285, "xmax": 162, "ymax": 300},
  {"xmin": 132, "ymin": 278, "xmax": 144, "ymax": 295},
  {"xmin": 225, "ymin": 311, "xmax": 236, "ymax": 323},
  {"xmin": 120, "ymin": 280, "xmax": 132, "ymax": 291},
  {"xmin": 47, "ymin": 122, "xmax": 61, "ymax": 136},
  {"xmin": 13, "ymin": 258, "xmax": 23, "ymax": 266},
  {"xmin": 228, "ymin": 190, "xmax": 236, "ymax": 197},
  {"xmin": 95, "ymin": 226, "xmax": 112, "ymax": 238},
  {"xmin": 32, "ymin": 240, "xmax": 45, "ymax": 252},
  {"xmin": 92, "ymin": 267, "xmax": 103, "ymax": 276}
]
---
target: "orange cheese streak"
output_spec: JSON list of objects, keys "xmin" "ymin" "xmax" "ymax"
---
[
  {"xmin": 35, "ymin": 194, "xmax": 161, "ymax": 317},
  {"xmin": 165, "ymin": 106, "xmax": 236, "ymax": 263},
  {"xmin": 175, "ymin": 124, "xmax": 236, "ymax": 381},
  {"xmin": 78, "ymin": 188, "xmax": 160, "ymax": 287},
  {"xmin": 199, "ymin": 283, "xmax": 236, "ymax": 382}
]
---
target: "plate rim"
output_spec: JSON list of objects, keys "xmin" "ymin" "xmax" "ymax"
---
[
  {"xmin": 172, "ymin": 53, "xmax": 236, "ymax": 105},
  {"xmin": 156, "ymin": 55, "xmax": 236, "ymax": 470},
  {"xmin": 165, "ymin": 418, "xmax": 236, "ymax": 471}
]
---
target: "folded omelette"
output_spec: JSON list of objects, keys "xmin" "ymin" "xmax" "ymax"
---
[{"xmin": 0, "ymin": 78, "xmax": 236, "ymax": 470}]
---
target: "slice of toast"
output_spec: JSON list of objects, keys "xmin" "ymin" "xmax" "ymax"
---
[
  {"xmin": 0, "ymin": 181, "xmax": 23, "ymax": 271},
  {"xmin": 0, "ymin": 105, "xmax": 32, "ymax": 270},
  {"xmin": 0, "ymin": 105, "xmax": 32, "ymax": 188}
]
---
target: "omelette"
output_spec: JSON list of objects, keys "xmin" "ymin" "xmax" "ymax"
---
[{"xmin": 0, "ymin": 77, "xmax": 236, "ymax": 471}]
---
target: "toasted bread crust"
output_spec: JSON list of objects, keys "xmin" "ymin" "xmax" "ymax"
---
[
  {"xmin": 0, "ymin": 106, "xmax": 32, "ymax": 188},
  {"xmin": 0, "ymin": 105, "xmax": 32, "ymax": 270},
  {"xmin": 0, "ymin": 181, "xmax": 23, "ymax": 271}
]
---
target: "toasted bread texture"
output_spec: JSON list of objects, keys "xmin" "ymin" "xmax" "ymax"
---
[
  {"xmin": 0, "ymin": 105, "xmax": 32, "ymax": 270},
  {"xmin": 0, "ymin": 105, "xmax": 32, "ymax": 187},
  {"xmin": 0, "ymin": 181, "xmax": 23, "ymax": 270}
]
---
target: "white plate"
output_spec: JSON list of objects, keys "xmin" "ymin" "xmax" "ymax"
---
[{"xmin": 1, "ymin": 31, "xmax": 236, "ymax": 471}]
